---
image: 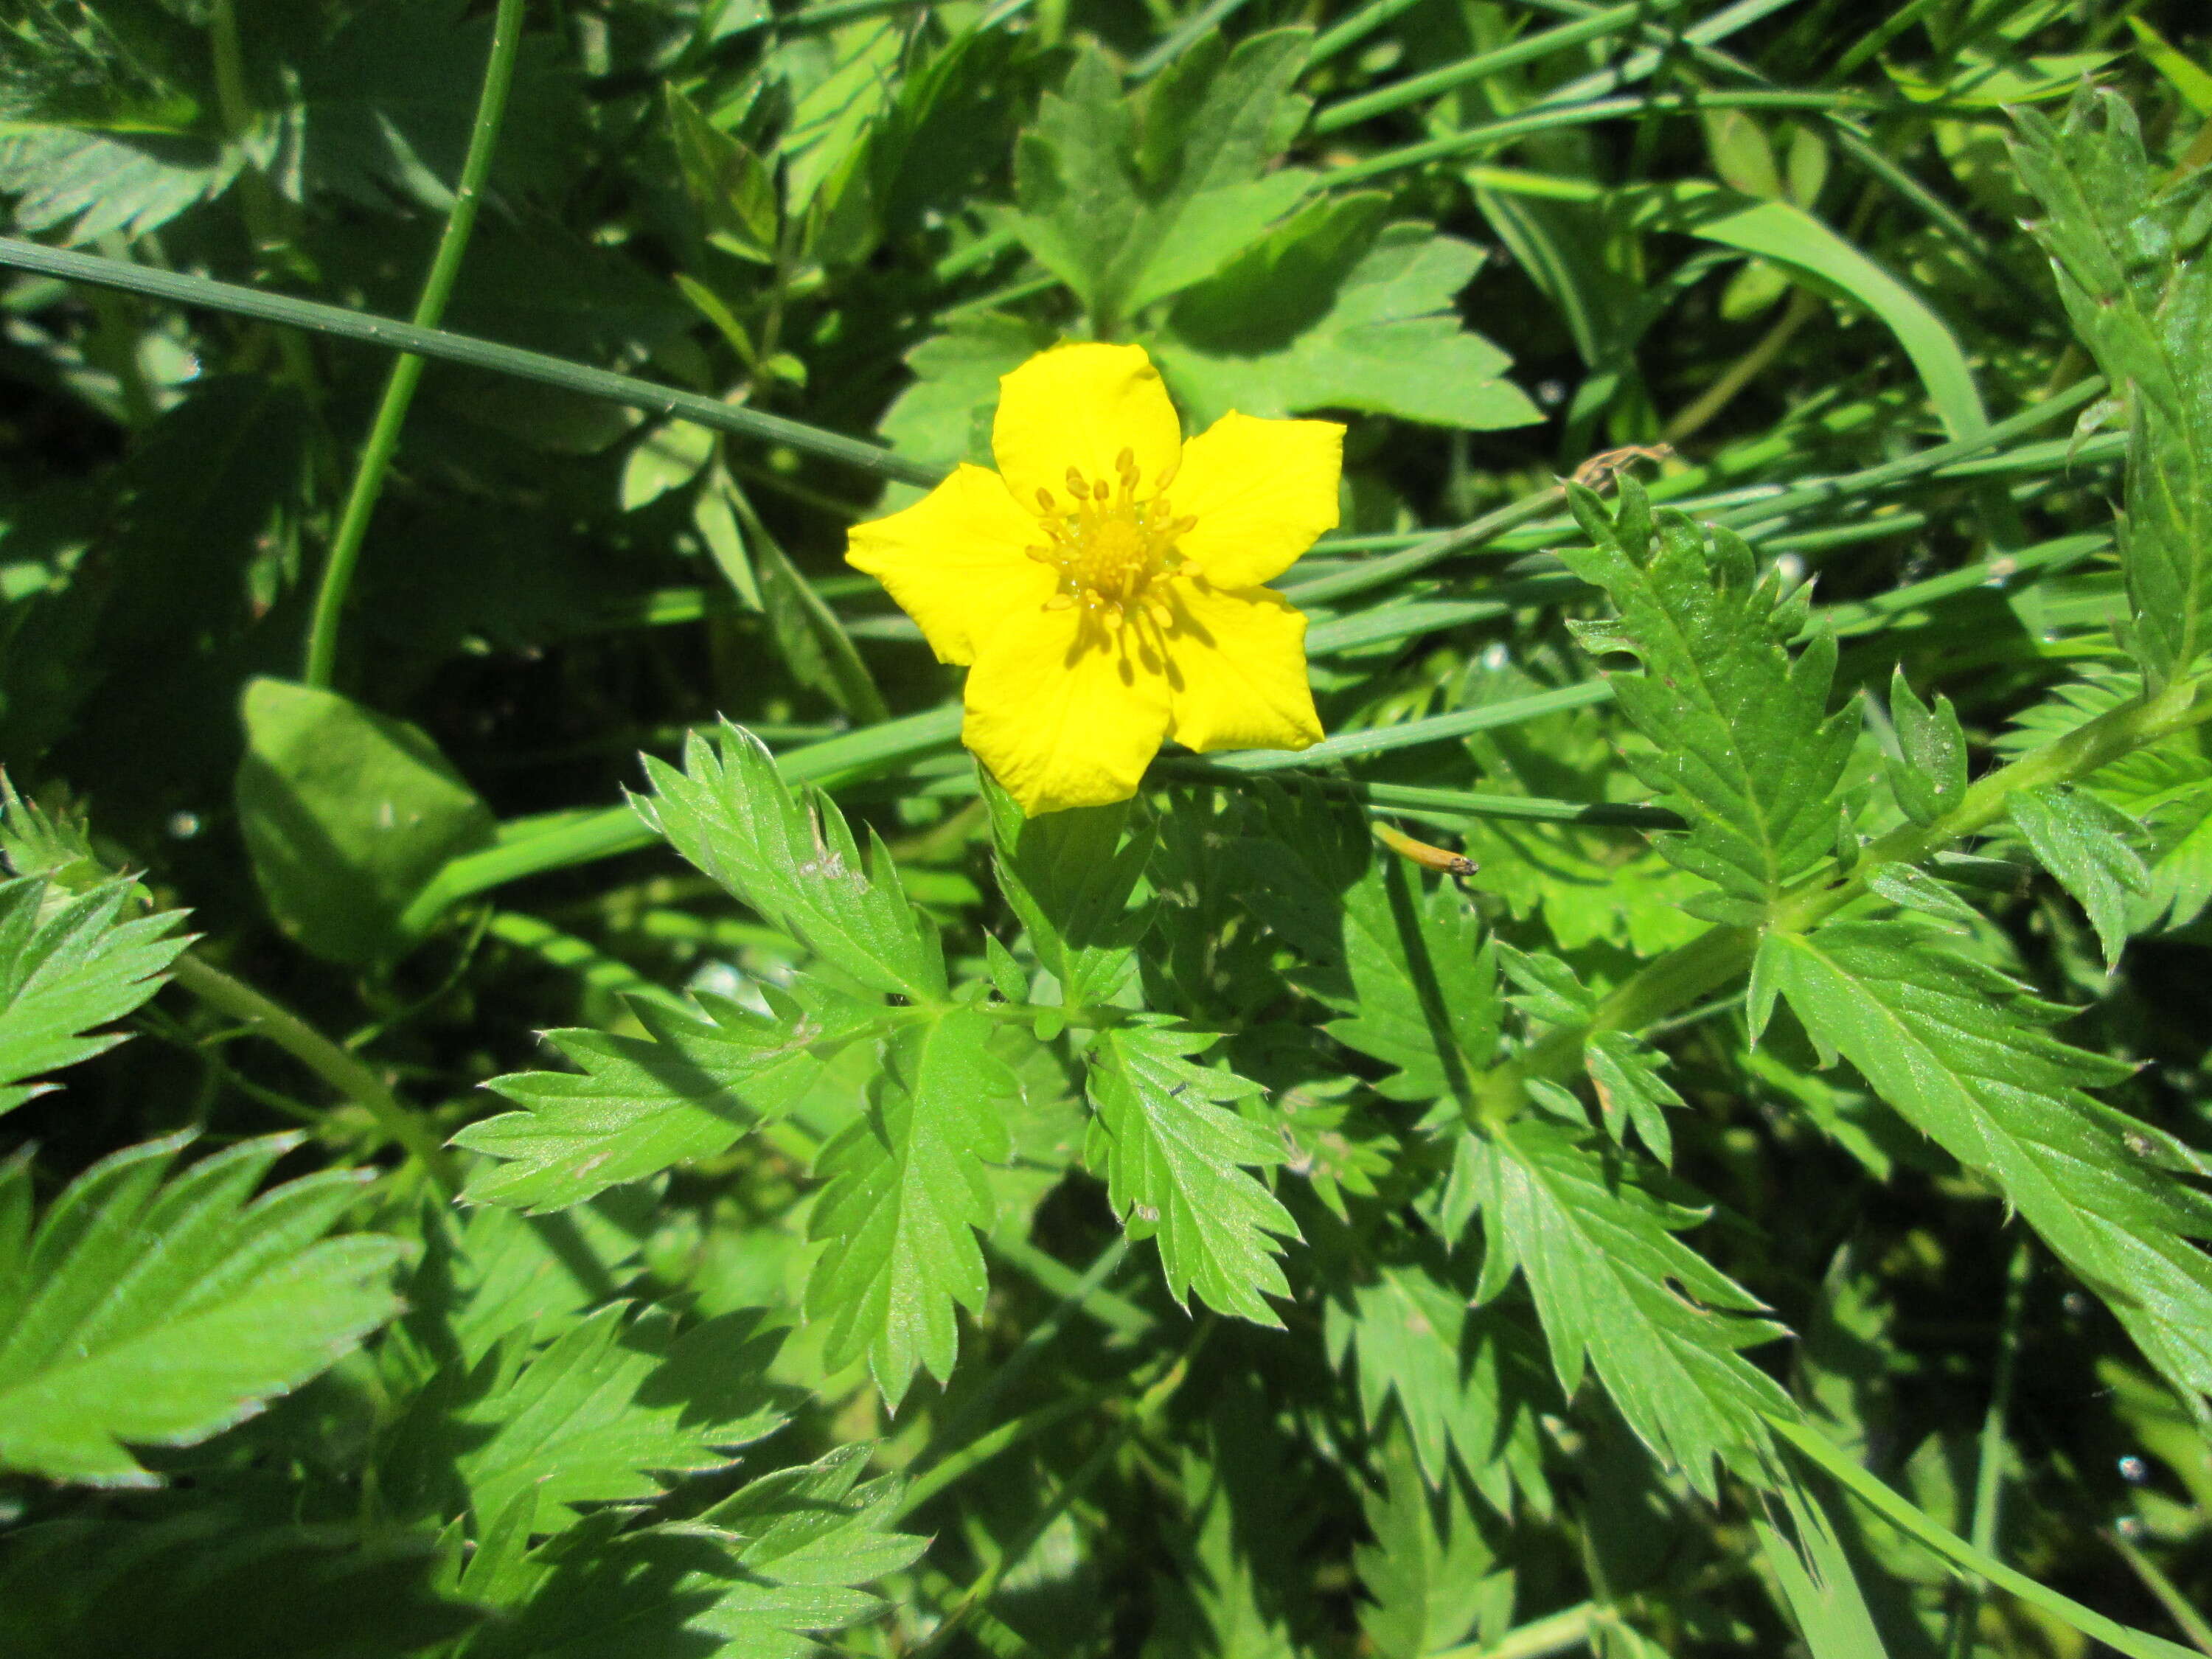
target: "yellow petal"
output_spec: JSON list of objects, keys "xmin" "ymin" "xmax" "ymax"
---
[
  {"xmin": 1168, "ymin": 411, "xmax": 1343, "ymax": 588},
  {"xmin": 1162, "ymin": 579, "xmax": 1324, "ymax": 754},
  {"xmin": 963, "ymin": 606, "xmax": 1172, "ymax": 814},
  {"xmin": 992, "ymin": 344, "xmax": 1183, "ymax": 515},
  {"xmin": 846, "ymin": 465, "xmax": 1053, "ymax": 665}
]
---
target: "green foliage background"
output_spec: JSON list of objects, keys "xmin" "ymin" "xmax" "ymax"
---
[{"xmin": 2, "ymin": 0, "xmax": 2212, "ymax": 1654}]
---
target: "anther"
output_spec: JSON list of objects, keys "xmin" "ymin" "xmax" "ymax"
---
[
  {"xmin": 1116, "ymin": 447, "xmax": 1139, "ymax": 485},
  {"xmin": 1036, "ymin": 488, "xmax": 1055, "ymax": 511},
  {"xmin": 1026, "ymin": 546, "xmax": 1054, "ymax": 563},
  {"xmin": 1156, "ymin": 458, "xmax": 1180, "ymax": 490},
  {"xmin": 1043, "ymin": 593, "xmax": 1074, "ymax": 611},
  {"xmin": 1092, "ymin": 480, "xmax": 1110, "ymax": 501},
  {"xmin": 1065, "ymin": 466, "xmax": 1088, "ymax": 497}
]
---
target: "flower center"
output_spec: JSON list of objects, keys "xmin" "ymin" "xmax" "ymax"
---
[{"xmin": 1027, "ymin": 448, "xmax": 1196, "ymax": 625}]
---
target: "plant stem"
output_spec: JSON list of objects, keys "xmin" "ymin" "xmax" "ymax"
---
[
  {"xmin": 170, "ymin": 953, "xmax": 462, "ymax": 1199},
  {"xmin": 302, "ymin": 0, "xmax": 527, "ymax": 689},
  {"xmin": 1479, "ymin": 672, "xmax": 2212, "ymax": 1120},
  {"xmin": 1950, "ymin": 1238, "xmax": 2031, "ymax": 1658},
  {"xmin": 1432, "ymin": 1601, "xmax": 1604, "ymax": 1659}
]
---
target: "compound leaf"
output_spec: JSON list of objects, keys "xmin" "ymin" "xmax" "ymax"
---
[{"xmin": 2008, "ymin": 784, "xmax": 2152, "ymax": 968}]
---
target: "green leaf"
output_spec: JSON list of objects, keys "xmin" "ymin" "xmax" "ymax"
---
[
  {"xmin": 1862, "ymin": 860, "xmax": 1982, "ymax": 930},
  {"xmin": 1559, "ymin": 479, "xmax": 1854, "ymax": 907},
  {"xmin": 1323, "ymin": 1259, "xmax": 1551, "ymax": 1512},
  {"xmin": 235, "ymin": 678, "xmax": 497, "ymax": 967},
  {"xmin": 1759, "ymin": 919, "xmax": 2212, "ymax": 1413},
  {"xmin": 0, "ymin": 1511, "xmax": 477, "ymax": 1659},
  {"xmin": 1084, "ymin": 1021, "xmax": 1298, "ymax": 1324},
  {"xmin": 1884, "ymin": 667, "xmax": 1968, "ymax": 827},
  {"xmin": 1159, "ymin": 195, "xmax": 1543, "ymax": 431},
  {"xmin": 0, "ymin": 1134, "xmax": 407, "ymax": 1486},
  {"xmin": 0, "ymin": 127, "xmax": 234, "ymax": 243},
  {"xmin": 1248, "ymin": 809, "xmax": 1500, "ymax": 1108},
  {"xmin": 2008, "ymin": 784, "xmax": 2152, "ymax": 968},
  {"xmin": 804, "ymin": 1006, "xmax": 1015, "ymax": 1403},
  {"xmin": 875, "ymin": 310, "xmax": 1050, "ymax": 478},
  {"xmin": 419, "ymin": 1192, "xmax": 654, "ymax": 1360},
  {"xmin": 619, "ymin": 420, "xmax": 716, "ymax": 511},
  {"xmin": 1010, "ymin": 32, "xmax": 1316, "ymax": 328},
  {"xmin": 457, "ymin": 983, "xmax": 881, "ymax": 1212},
  {"xmin": 1754, "ymin": 1475, "xmax": 1893, "ymax": 1659},
  {"xmin": 406, "ymin": 1303, "xmax": 789, "ymax": 1528},
  {"xmin": 0, "ymin": 874, "xmax": 187, "ymax": 1116},
  {"xmin": 634, "ymin": 721, "xmax": 945, "ymax": 1003},
  {"xmin": 666, "ymin": 85, "xmax": 779, "ymax": 263},
  {"xmin": 1461, "ymin": 1119, "xmax": 1794, "ymax": 1492},
  {"xmin": 467, "ymin": 1446, "xmax": 922, "ymax": 1659},
  {"xmin": 1999, "ymin": 667, "xmax": 2212, "ymax": 930},
  {"xmin": 982, "ymin": 775, "xmax": 1151, "ymax": 1011},
  {"xmin": 1649, "ymin": 184, "xmax": 1992, "ymax": 444},
  {"xmin": 2011, "ymin": 90, "xmax": 2212, "ymax": 679},
  {"xmin": 1355, "ymin": 1430, "xmax": 1515, "ymax": 1659},
  {"xmin": 751, "ymin": 521, "xmax": 891, "ymax": 725},
  {"xmin": 1585, "ymin": 1030, "xmax": 1683, "ymax": 1167}
]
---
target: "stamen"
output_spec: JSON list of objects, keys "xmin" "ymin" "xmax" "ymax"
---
[
  {"xmin": 1026, "ymin": 546, "xmax": 1053, "ymax": 562},
  {"xmin": 1116, "ymin": 447, "xmax": 1139, "ymax": 487},
  {"xmin": 1065, "ymin": 466, "xmax": 1088, "ymax": 497},
  {"xmin": 1043, "ymin": 593, "xmax": 1074, "ymax": 611},
  {"xmin": 1092, "ymin": 480, "xmax": 1110, "ymax": 502},
  {"xmin": 1036, "ymin": 487, "xmax": 1055, "ymax": 512},
  {"xmin": 1156, "ymin": 457, "xmax": 1180, "ymax": 490}
]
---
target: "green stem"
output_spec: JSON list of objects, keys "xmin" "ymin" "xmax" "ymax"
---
[
  {"xmin": 1431, "ymin": 1602, "xmax": 1603, "ymax": 1659},
  {"xmin": 302, "ymin": 0, "xmax": 526, "ymax": 689},
  {"xmin": 170, "ymin": 953, "xmax": 462, "ymax": 1199},
  {"xmin": 1481, "ymin": 672, "xmax": 2212, "ymax": 1120},
  {"xmin": 1950, "ymin": 1240, "xmax": 2032, "ymax": 1659}
]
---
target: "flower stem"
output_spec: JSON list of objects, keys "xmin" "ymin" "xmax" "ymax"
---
[
  {"xmin": 300, "ymin": 0, "xmax": 528, "ymax": 689},
  {"xmin": 170, "ymin": 953, "xmax": 462, "ymax": 1199}
]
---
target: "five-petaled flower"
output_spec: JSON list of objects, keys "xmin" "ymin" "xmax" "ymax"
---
[{"xmin": 846, "ymin": 343, "xmax": 1343, "ymax": 815}]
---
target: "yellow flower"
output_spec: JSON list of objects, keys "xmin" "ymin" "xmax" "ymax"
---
[{"xmin": 847, "ymin": 343, "xmax": 1341, "ymax": 815}]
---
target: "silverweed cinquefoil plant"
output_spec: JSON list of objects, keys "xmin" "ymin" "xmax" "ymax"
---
[{"xmin": 846, "ymin": 343, "xmax": 1341, "ymax": 813}]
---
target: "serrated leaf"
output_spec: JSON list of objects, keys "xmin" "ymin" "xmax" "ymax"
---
[
  {"xmin": 1354, "ymin": 1430, "xmax": 1514, "ymax": 1659},
  {"xmin": 469, "ymin": 1446, "xmax": 923, "ymax": 1659},
  {"xmin": 0, "ymin": 125, "xmax": 235, "ymax": 243},
  {"xmin": 456, "ymin": 983, "xmax": 881, "ymax": 1211},
  {"xmin": 0, "ymin": 1135, "xmax": 406, "ymax": 1485},
  {"xmin": 752, "ymin": 523, "xmax": 891, "ymax": 725},
  {"xmin": 1085, "ymin": 1023, "xmax": 1298, "ymax": 1324},
  {"xmin": 1885, "ymin": 667, "xmax": 1968, "ymax": 827},
  {"xmin": 2000, "ymin": 668, "xmax": 2212, "ymax": 930},
  {"xmin": 634, "ymin": 722, "xmax": 945, "ymax": 1003},
  {"xmin": 1160, "ymin": 194, "xmax": 1542, "ymax": 430},
  {"xmin": 1585, "ymin": 1031, "xmax": 1683, "ymax": 1167},
  {"xmin": 1011, "ymin": 32, "xmax": 1315, "ymax": 329},
  {"xmin": 2011, "ymin": 90, "xmax": 2212, "ymax": 679},
  {"xmin": 399, "ymin": 1303, "xmax": 788, "ymax": 1528},
  {"xmin": 1461, "ymin": 1120, "xmax": 1793, "ymax": 1492},
  {"xmin": 1863, "ymin": 860, "xmax": 1983, "ymax": 929},
  {"xmin": 0, "ymin": 874, "xmax": 187, "ymax": 1116},
  {"xmin": 0, "ymin": 1509, "xmax": 477, "ymax": 1659},
  {"xmin": 1323, "ymin": 1259, "xmax": 1551, "ymax": 1513},
  {"xmin": 2009, "ymin": 784, "xmax": 2151, "ymax": 967},
  {"xmin": 1559, "ymin": 479, "xmax": 1855, "ymax": 907},
  {"xmin": 1495, "ymin": 941, "xmax": 1597, "ymax": 1026},
  {"xmin": 419, "ymin": 1192, "xmax": 654, "ymax": 1361},
  {"xmin": 1760, "ymin": 919, "xmax": 2212, "ymax": 1411},
  {"xmin": 805, "ymin": 1006, "xmax": 1014, "ymax": 1402},
  {"xmin": 982, "ymin": 773, "xmax": 1150, "ymax": 1011},
  {"xmin": 1301, "ymin": 860, "xmax": 1499, "ymax": 1109},
  {"xmin": 235, "ymin": 678, "xmax": 497, "ymax": 967}
]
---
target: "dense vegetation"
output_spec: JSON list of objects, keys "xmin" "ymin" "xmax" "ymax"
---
[{"xmin": 2, "ymin": 0, "xmax": 2211, "ymax": 1654}]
